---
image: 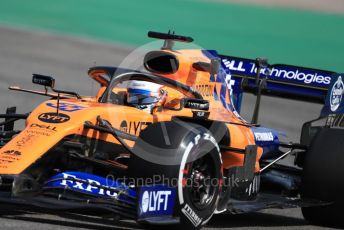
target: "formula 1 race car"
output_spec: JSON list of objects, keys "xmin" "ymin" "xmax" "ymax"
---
[{"xmin": 0, "ymin": 31, "xmax": 343, "ymax": 229}]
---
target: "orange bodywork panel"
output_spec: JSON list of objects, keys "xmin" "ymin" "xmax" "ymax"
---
[{"xmin": 0, "ymin": 48, "xmax": 263, "ymax": 175}]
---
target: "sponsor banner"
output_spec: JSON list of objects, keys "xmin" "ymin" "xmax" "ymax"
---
[
  {"xmin": 15, "ymin": 133, "xmax": 36, "ymax": 149},
  {"xmin": 271, "ymin": 64, "xmax": 331, "ymax": 86},
  {"xmin": 251, "ymin": 127, "xmax": 280, "ymax": 159},
  {"xmin": 138, "ymin": 185, "xmax": 176, "ymax": 219},
  {"xmin": 0, "ymin": 148, "xmax": 22, "ymax": 166},
  {"xmin": 119, "ymin": 120, "xmax": 151, "ymax": 136},
  {"xmin": 45, "ymin": 172, "xmax": 136, "ymax": 202},
  {"xmin": 221, "ymin": 56, "xmax": 332, "ymax": 87},
  {"xmin": 2, "ymin": 149, "xmax": 21, "ymax": 156},
  {"xmin": 25, "ymin": 123, "xmax": 58, "ymax": 137},
  {"xmin": 321, "ymin": 74, "xmax": 344, "ymax": 116},
  {"xmin": 220, "ymin": 55, "xmax": 334, "ymax": 101},
  {"xmin": 38, "ymin": 113, "xmax": 70, "ymax": 124}
]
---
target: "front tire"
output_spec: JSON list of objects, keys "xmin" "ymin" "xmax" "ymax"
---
[
  {"xmin": 178, "ymin": 132, "xmax": 222, "ymax": 229},
  {"xmin": 129, "ymin": 121, "xmax": 222, "ymax": 229}
]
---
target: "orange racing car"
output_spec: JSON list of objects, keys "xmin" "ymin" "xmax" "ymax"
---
[{"xmin": 0, "ymin": 31, "xmax": 343, "ymax": 229}]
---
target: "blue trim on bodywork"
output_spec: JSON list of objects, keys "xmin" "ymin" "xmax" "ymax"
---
[
  {"xmin": 202, "ymin": 50, "xmax": 244, "ymax": 112},
  {"xmin": 45, "ymin": 172, "xmax": 136, "ymax": 204},
  {"xmin": 251, "ymin": 127, "xmax": 280, "ymax": 159},
  {"xmin": 219, "ymin": 55, "xmax": 334, "ymax": 103},
  {"xmin": 46, "ymin": 102, "xmax": 86, "ymax": 112},
  {"xmin": 138, "ymin": 185, "xmax": 176, "ymax": 219}
]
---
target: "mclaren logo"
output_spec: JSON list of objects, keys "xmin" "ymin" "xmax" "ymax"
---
[{"xmin": 38, "ymin": 113, "xmax": 70, "ymax": 124}]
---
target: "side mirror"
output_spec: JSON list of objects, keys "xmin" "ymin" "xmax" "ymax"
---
[
  {"xmin": 32, "ymin": 74, "xmax": 55, "ymax": 88},
  {"xmin": 210, "ymin": 58, "xmax": 220, "ymax": 76},
  {"xmin": 192, "ymin": 58, "xmax": 220, "ymax": 76}
]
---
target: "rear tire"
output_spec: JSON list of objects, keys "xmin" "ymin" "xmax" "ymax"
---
[{"xmin": 301, "ymin": 128, "xmax": 344, "ymax": 227}]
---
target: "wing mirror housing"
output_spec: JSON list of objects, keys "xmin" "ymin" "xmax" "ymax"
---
[
  {"xmin": 192, "ymin": 58, "xmax": 220, "ymax": 76},
  {"xmin": 32, "ymin": 74, "xmax": 55, "ymax": 88}
]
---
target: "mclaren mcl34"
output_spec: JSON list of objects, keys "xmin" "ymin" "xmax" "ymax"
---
[{"xmin": 0, "ymin": 31, "xmax": 343, "ymax": 229}]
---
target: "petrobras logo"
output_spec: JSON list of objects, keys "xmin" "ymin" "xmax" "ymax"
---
[
  {"xmin": 60, "ymin": 173, "xmax": 118, "ymax": 197},
  {"xmin": 251, "ymin": 127, "xmax": 278, "ymax": 144},
  {"xmin": 330, "ymin": 76, "xmax": 344, "ymax": 112},
  {"xmin": 141, "ymin": 190, "xmax": 172, "ymax": 213},
  {"xmin": 221, "ymin": 58, "xmax": 331, "ymax": 86},
  {"xmin": 254, "ymin": 132, "xmax": 274, "ymax": 142},
  {"xmin": 139, "ymin": 185, "xmax": 176, "ymax": 218}
]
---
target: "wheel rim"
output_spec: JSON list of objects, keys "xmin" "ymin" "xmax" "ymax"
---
[{"xmin": 186, "ymin": 153, "xmax": 217, "ymax": 210}]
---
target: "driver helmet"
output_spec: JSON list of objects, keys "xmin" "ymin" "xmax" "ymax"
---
[{"xmin": 127, "ymin": 80, "xmax": 166, "ymax": 112}]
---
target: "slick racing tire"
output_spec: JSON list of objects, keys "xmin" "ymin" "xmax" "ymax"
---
[
  {"xmin": 301, "ymin": 128, "xmax": 344, "ymax": 227},
  {"xmin": 129, "ymin": 121, "xmax": 222, "ymax": 229}
]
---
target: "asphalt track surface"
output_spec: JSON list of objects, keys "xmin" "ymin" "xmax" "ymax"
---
[
  {"xmin": 0, "ymin": 27, "xmax": 336, "ymax": 230},
  {"xmin": 1, "ymin": 0, "xmax": 344, "ymax": 72}
]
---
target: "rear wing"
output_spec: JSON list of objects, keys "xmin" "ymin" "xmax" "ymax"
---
[{"xmin": 219, "ymin": 55, "xmax": 335, "ymax": 104}]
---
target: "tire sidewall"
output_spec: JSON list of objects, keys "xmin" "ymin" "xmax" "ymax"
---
[
  {"xmin": 301, "ymin": 128, "xmax": 344, "ymax": 227},
  {"xmin": 302, "ymin": 128, "xmax": 344, "ymax": 201}
]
